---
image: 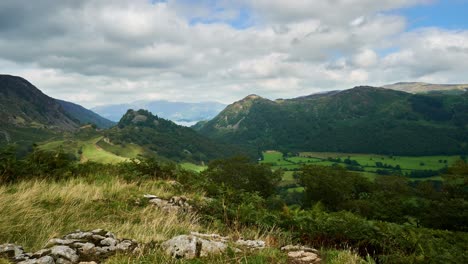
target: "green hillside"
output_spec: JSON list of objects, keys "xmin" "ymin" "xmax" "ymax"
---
[
  {"xmin": 103, "ymin": 109, "xmax": 250, "ymax": 163},
  {"xmin": 57, "ymin": 99, "xmax": 115, "ymax": 129},
  {"xmin": 0, "ymin": 75, "xmax": 115, "ymax": 148},
  {"xmin": 198, "ymin": 87, "xmax": 468, "ymax": 155}
]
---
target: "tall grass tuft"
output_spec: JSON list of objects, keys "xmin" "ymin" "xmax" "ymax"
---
[{"xmin": 0, "ymin": 177, "xmax": 202, "ymax": 251}]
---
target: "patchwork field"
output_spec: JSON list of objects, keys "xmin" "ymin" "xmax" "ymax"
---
[{"xmin": 261, "ymin": 150, "xmax": 463, "ymax": 183}]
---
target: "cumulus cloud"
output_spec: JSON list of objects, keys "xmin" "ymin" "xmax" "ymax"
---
[{"xmin": 0, "ymin": 0, "xmax": 465, "ymax": 107}]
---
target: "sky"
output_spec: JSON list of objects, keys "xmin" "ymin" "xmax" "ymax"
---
[{"xmin": 0, "ymin": 0, "xmax": 467, "ymax": 108}]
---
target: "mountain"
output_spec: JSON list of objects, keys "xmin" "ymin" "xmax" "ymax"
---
[
  {"xmin": 197, "ymin": 86, "xmax": 468, "ymax": 155},
  {"xmin": 92, "ymin": 100, "xmax": 226, "ymax": 125},
  {"xmin": 383, "ymin": 82, "xmax": 468, "ymax": 94},
  {"xmin": 103, "ymin": 109, "xmax": 249, "ymax": 162},
  {"xmin": 57, "ymin": 100, "xmax": 115, "ymax": 129},
  {"xmin": 0, "ymin": 75, "xmax": 80, "ymax": 145},
  {"xmin": 0, "ymin": 74, "xmax": 113, "ymax": 146}
]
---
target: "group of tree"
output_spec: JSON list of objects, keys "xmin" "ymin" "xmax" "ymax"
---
[{"xmin": 1, "ymin": 144, "xmax": 467, "ymax": 263}]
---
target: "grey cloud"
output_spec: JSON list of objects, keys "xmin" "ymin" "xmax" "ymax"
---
[{"xmin": 0, "ymin": 0, "xmax": 466, "ymax": 108}]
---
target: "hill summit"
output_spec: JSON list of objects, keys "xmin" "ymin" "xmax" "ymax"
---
[
  {"xmin": 106, "ymin": 109, "xmax": 248, "ymax": 162},
  {"xmin": 197, "ymin": 86, "xmax": 468, "ymax": 155}
]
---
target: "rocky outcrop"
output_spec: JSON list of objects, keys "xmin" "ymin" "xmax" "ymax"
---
[
  {"xmin": 281, "ymin": 245, "xmax": 321, "ymax": 263},
  {"xmin": 161, "ymin": 234, "xmax": 227, "ymax": 259},
  {"xmin": 0, "ymin": 230, "xmax": 138, "ymax": 264},
  {"xmin": 161, "ymin": 232, "xmax": 268, "ymax": 259},
  {"xmin": 143, "ymin": 194, "xmax": 193, "ymax": 213}
]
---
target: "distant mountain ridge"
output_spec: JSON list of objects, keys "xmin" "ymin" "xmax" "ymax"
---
[
  {"xmin": 57, "ymin": 100, "xmax": 115, "ymax": 129},
  {"xmin": 197, "ymin": 86, "xmax": 468, "ymax": 155},
  {"xmin": 0, "ymin": 74, "xmax": 114, "ymax": 145},
  {"xmin": 383, "ymin": 82, "xmax": 468, "ymax": 94},
  {"xmin": 92, "ymin": 100, "xmax": 226, "ymax": 125}
]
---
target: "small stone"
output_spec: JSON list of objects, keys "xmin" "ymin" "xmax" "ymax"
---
[
  {"xmin": 46, "ymin": 239, "xmax": 79, "ymax": 248},
  {"xmin": 36, "ymin": 256, "xmax": 55, "ymax": 264},
  {"xmin": 288, "ymin": 251, "xmax": 305, "ymax": 258},
  {"xmin": 235, "ymin": 239, "xmax": 265, "ymax": 249},
  {"xmin": 50, "ymin": 246, "xmax": 79, "ymax": 263},
  {"xmin": 90, "ymin": 229, "xmax": 107, "ymax": 236},
  {"xmin": 64, "ymin": 232, "xmax": 93, "ymax": 240},
  {"xmin": 300, "ymin": 253, "xmax": 318, "ymax": 261},
  {"xmin": 143, "ymin": 194, "xmax": 158, "ymax": 199},
  {"xmin": 55, "ymin": 258, "xmax": 72, "ymax": 264},
  {"xmin": 18, "ymin": 256, "xmax": 55, "ymax": 264},
  {"xmin": 32, "ymin": 248, "xmax": 52, "ymax": 258},
  {"xmin": 100, "ymin": 238, "xmax": 117, "ymax": 247},
  {"xmin": 115, "ymin": 240, "xmax": 135, "ymax": 252},
  {"xmin": 0, "ymin": 243, "xmax": 24, "ymax": 259},
  {"xmin": 104, "ymin": 232, "xmax": 116, "ymax": 239},
  {"xmin": 281, "ymin": 245, "xmax": 319, "ymax": 254},
  {"xmin": 90, "ymin": 235, "xmax": 106, "ymax": 242}
]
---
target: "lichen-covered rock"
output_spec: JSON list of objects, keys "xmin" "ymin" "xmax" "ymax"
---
[
  {"xmin": 161, "ymin": 235, "xmax": 227, "ymax": 259},
  {"xmin": 49, "ymin": 246, "xmax": 79, "ymax": 263},
  {"xmin": 235, "ymin": 239, "xmax": 266, "ymax": 249},
  {"xmin": 190, "ymin": 232, "xmax": 229, "ymax": 243},
  {"xmin": 0, "ymin": 244, "xmax": 24, "ymax": 260},
  {"xmin": 17, "ymin": 256, "xmax": 54, "ymax": 264},
  {"xmin": 1, "ymin": 229, "xmax": 139, "ymax": 264},
  {"xmin": 281, "ymin": 245, "xmax": 319, "ymax": 254},
  {"xmin": 144, "ymin": 194, "xmax": 193, "ymax": 213},
  {"xmin": 287, "ymin": 250, "xmax": 321, "ymax": 263}
]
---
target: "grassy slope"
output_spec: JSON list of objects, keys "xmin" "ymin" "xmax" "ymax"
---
[
  {"xmin": 0, "ymin": 175, "xmax": 368, "ymax": 264},
  {"xmin": 40, "ymin": 136, "xmax": 129, "ymax": 164},
  {"xmin": 0, "ymin": 176, "xmax": 268, "ymax": 263}
]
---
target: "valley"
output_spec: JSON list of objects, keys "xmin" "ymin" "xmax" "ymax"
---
[{"xmin": 1, "ymin": 75, "xmax": 467, "ymax": 264}]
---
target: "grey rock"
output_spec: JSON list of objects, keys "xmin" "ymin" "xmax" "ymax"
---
[
  {"xmin": 104, "ymin": 232, "xmax": 116, "ymax": 240},
  {"xmin": 90, "ymin": 229, "xmax": 107, "ymax": 236},
  {"xmin": 32, "ymin": 249, "xmax": 52, "ymax": 258},
  {"xmin": 64, "ymin": 232, "xmax": 93, "ymax": 240},
  {"xmin": 143, "ymin": 194, "xmax": 158, "ymax": 199},
  {"xmin": 281, "ymin": 245, "xmax": 319, "ymax": 254},
  {"xmin": 161, "ymin": 235, "xmax": 227, "ymax": 259},
  {"xmin": 46, "ymin": 239, "xmax": 79, "ymax": 248},
  {"xmin": 235, "ymin": 239, "xmax": 266, "ymax": 249},
  {"xmin": 49, "ymin": 246, "xmax": 79, "ymax": 263},
  {"xmin": 190, "ymin": 232, "xmax": 229, "ymax": 243},
  {"xmin": 100, "ymin": 238, "xmax": 117, "ymax": 247},
  {"xmin": 115, "ymin": 240, "xmax": 134, "ymax": 252},
  {"xmin": 286, "ymin": 250, "xmax": 321, "ymax": 263},
  {"xmin": 55, "ymin": 258, "xmax": 72, "ymax": 264},
  {"xmin": 90, "ymin": 235, "xmax": 105, "ymax": 242},
  {"xmin": 18, "ymin": 256, "xmax": 55, "ymax": 264},
  {"xmin": 0, "ymin": 243, "xmax": 24, "ymax": 259}
]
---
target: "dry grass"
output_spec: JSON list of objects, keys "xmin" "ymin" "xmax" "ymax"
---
[
  {"xmin": 0, "ymin": 178, "xmax": 203, "ymax": 252},
  {"xmin": 324, "ymin": 249, "xmax": 374, "ymax": 264},
  {"xmin": 0, "ymin": 177, "xmax": 291, "ymax": 263}
]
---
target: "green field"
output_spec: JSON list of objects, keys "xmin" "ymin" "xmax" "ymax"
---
[
  {"xmin": 262, "ymin": 151, "xmax": 460, "ymax": 173},
  {"xmin": 299, "ymin": 152, "xmax": 460, "ymax": 171},
  {"xmin": 180, "ymin": 162, "xmax": 207, "ymax": 172},
  {"xmin": 261, "ymin": 151, "xmax": 462, "ymax": 188},
  {"xmin": 39, "ymin": 136, "xmax": 131, "ymax": 164}
]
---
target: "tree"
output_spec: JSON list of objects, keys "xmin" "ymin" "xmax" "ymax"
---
[
  {"xmin": 299, "ymin": 165, "xmax": 372, "ymax": 210},
  {"xmin": 203, "ymin": 156, "xmax": 281, "ymax": 198}
]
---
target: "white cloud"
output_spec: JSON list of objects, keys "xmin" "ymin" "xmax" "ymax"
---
[{"xmin": 0, "ymin": 0, "xmax": 465, "ymax": 108}]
